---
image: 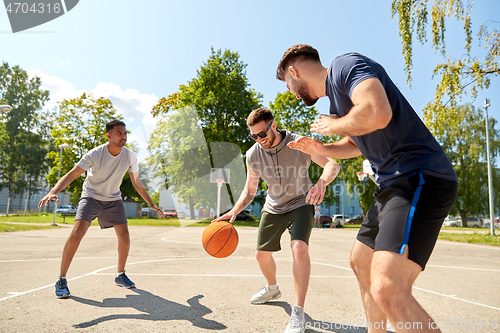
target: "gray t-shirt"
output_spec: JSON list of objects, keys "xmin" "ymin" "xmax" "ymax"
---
[
  {"xmin": 246, "ymin": 130, "xmax": 313, "ymax": 214},
  {"xmin": 77, "ymin": 143, "xmax": 139, "ymax": 201}
]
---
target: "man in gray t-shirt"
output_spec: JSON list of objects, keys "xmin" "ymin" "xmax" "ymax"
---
[
  {"xmin": 39, "ymin": 120, "xmax": 163, "ymax": 299},
  {"xmin": 214, "ymin": 108, "xmax": 339, "ymax": 333}
]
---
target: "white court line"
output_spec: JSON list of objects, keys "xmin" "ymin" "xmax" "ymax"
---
[
  {"xmin": 439, "ymin": 240, "xmax": 500, "ymax": 251},
  {"xmin": 413, "ymin": 287, "xmax": 500, "ymax": 311},
  {"xmin": 2, "ymin": 256, "xmax": 498, "ymax": 313},
  {"xmin": 0, "ymin": 256, "xmax": 352, "ymax": 302},
  {"xmin": 160, "ymin": 236, "xmax": 254, "ymax": 247},
  {"xmin": 311, "ymin": 262, "xmax": 352, "ymax": 271},
  {"xmin": 161, "ymin": 237, "xmax": 199, "ymax": 245},
  {"xmin": 0, "ymin": 257, "xmax": 117, "ymax": 263},
  {"xmin": 92, "ymin": 273, "xmax": 356, "ymax": 278},
  {"xmin": 427, "ymin": 264, "xmax": 500, "ymax": 273},
  {"xmin": 0, "ymin": 264, "xmax": 117, "ymax": 302}
]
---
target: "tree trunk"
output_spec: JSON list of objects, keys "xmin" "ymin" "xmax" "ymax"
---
[
  {"xmin": 27, "ymin": 175, "xmax": 32, "ymax": 212},
  {"xmin": 460, "ymin": 210, "xmax": 467, "ymax": 228},
  {"xmin": 189, "ymin": 195, "xmax": 196, "ymax": 220},
  {"xmin": 8, "ymin": 172, "xmax": 13, "ymax": 211}
]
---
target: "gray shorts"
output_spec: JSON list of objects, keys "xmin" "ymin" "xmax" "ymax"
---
[{"xmin": 75, "ymin": 197, "xmax": 127, "ymax": 229}]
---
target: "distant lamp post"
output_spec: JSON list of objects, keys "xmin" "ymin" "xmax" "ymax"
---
[
  {"xmin": 52, "ymin": 143, "xmax": 71, "ymax": 226},
  {"xmin": 0, "ymin": 105, "xmax": 13, "ymax": 112},
  {"xmin": 483, "ymin": 98, "xmax": 495, "ymax": 236},
  {"xmin": 2, "ymin": 105, "xmax": 13, "ymax": 215}
]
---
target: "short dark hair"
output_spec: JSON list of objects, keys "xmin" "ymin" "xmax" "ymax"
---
[
  {"xmin": 276, "ymin": 44, "xmax": 321, "ymax": 81},
  {"xmin": 106, "ymin": 119, "xmax": 126, "ymax": 132},
  {"xmin": 247, "ymin": 108, "xmax": 274, "ymax": 127}
]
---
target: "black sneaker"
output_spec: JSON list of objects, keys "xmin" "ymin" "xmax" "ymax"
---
[
  {"xmin": 55, "ymin": 277, "xmax": 70, "ymax": 299},
  {"xmin": 114, "ymin": 271, "xmax": 135, "ymax": 289}
]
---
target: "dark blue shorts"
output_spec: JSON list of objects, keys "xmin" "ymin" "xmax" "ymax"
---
[
  {"xmin": 356, "ymin": 173, "xmax": 457, "ymax": 270},
  {"xmin": 75, "ymin": 197, "xmax": 127, "ymax": 229}
]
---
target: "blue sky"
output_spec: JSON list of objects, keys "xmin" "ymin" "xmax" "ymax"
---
[{"xmin": 1, "ymin": 0, "xmax": 499, "ymax": 162}]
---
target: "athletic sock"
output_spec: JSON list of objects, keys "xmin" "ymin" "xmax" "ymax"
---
[
  {"xmin": 116, "ymin": 272, "xmax": 124, "ymax": 277},
  {"xmin": 58, "ymin": 277, "xmax": 66, "ymax": 280},
  {"xmin": 268, "ymin": 283, "xmax": 278, "ymax": 290}
]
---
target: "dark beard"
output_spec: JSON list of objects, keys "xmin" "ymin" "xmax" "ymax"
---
[
  {"xmin": 298, "ymin": 85, "xmax": 318, "ymax": 106},
  {"xmin": 295, "ymin": 79, "xmax": 318, "ymax": 106}
]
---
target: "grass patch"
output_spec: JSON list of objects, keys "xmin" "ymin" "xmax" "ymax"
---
[
  {"xmin": 440, "ymin": 226, "xmax": 490, "ymax": 231},
  {"xmin": 0, "ymin": 222, "xmax": 57, "ymax": 232},
  {"xmin": 438, "ymin": 232, "xmax": 500, "ymax": 246},
  {"xmin": 341, "ymin": 224, "xmax": 362, "ymax": 229},
  {"xmin": 0, "ymin": 214, "xmax": 260, "ymax": 228},
  {"xmin": 0, "ymin": 214, "xmax": 71, "ymax": 224}
]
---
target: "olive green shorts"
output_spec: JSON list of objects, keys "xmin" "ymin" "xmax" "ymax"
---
[{"xmin": 257, "ymin": 205, "xmax": 314, "ymax": 252}]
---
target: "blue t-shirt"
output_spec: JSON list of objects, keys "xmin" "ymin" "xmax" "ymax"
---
[{"xmin": 326, "ymin": 52, "xmax": 457, "ymax": 185}]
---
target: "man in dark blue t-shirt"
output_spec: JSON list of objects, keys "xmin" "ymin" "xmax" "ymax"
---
[{"xmin": 277, "ymin": 44, "xmax": 457, "ymax": 332}]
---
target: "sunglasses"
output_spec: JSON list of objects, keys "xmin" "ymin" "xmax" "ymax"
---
[{"xmin": 249, "ymin": 121, "xmax": 273, "ymax": 140}]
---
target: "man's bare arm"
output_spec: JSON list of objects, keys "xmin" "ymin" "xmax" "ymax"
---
[
  {"xmin": 38, "ymin": 166, "xmax": 86, "ymax": 207},
  {"xmin": 288, "ymin": 136, "xmax": 362, "ymax": 160},
  {"xmin": 311, "ymin": 77, "xmax": 392, "ymax": 137},
  {"xmin": 129, "ymin": 171, "xmax": 165, "ymax": 218}
]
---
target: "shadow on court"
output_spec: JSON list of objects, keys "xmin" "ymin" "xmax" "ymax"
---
[
  {"xmin": 70, "ymin": 288, "xmax": 226, "ymax": 330},
  {"xmin": 263, "ymin": 302, "xmax": 394, "ymax": 333}
]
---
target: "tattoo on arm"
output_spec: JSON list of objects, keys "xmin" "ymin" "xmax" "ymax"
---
[{"xmin": 240, "ymin": 189, "xmax": 255, "ymax": 208}]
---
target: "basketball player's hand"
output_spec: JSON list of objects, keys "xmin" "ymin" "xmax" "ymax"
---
[
  {"xmin": 38, "ymin": 192, "xmax": 59, "ymax": 208},
  {"xmin": 150, "ymin": 204, "xmax": 165, "ymax": 218},
  {"xmin": 311, "ymin": 114, "xmax": 339, "ymax": 136},
  {"xmin": 212, "ymin": 210, "xmax": 237, "ymax": 224},
  {"xmin": 306, "ymin": 179, "xmax": 327, "ymax": 205},
  {"xmin": 288, "ymin": 137, "xmax": 325, "ymax": 156}
]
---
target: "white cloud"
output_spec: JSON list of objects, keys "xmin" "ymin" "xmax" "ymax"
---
[
  {"xmin": 28, "ymin": 69, "xmax": 85, "ymax": 110},
  {"xmin": 53, "ymin": 59, "xmax": 71, "ymax": 66},
  {"xmin": 90, "ymin": 82, "xmax": 159, "ymax": 121},
  {"xmin": 27, "ymin": 69, "xmax": 160, "ymax": 162}
]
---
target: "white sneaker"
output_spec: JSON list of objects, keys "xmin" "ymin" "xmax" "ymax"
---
[
  {"xmin": 284, "ymin": 305, "xmax": 305, "ymax": 333},
  {"xmin": 250, "ymin": 285, "xmax": 282, "ymax": 304}
]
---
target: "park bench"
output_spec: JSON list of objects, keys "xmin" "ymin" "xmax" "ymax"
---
[{"xmin": 61, "ymin": 212, "xmax": 76, "ymax": 224}]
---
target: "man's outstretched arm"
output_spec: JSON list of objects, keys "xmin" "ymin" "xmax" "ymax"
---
[
  {"xmin": 129, "ymin": 171, "xmax": 165, "ymax": 218},
  {"xmin": 311, "ymin": 77, "xmax": 392, "ymax": 137},
  {"xmin": 288, "ymin": 136, "xmax": 362, "ymax": 160},
  {"xmin": 38, "ymin": 165, "xmax": 86, "ymax": 208}
]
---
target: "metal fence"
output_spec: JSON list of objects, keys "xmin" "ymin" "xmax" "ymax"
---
[{"xmin": 0, "ymin": 187, "xmax": 71, "ymax": 215}]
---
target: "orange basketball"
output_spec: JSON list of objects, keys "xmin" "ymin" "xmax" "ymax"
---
[{"xmin": 202, "ymin": 221, "xmax": 239, "ymax": 258}]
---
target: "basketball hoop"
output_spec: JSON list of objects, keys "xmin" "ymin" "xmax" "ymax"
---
[
  {"xmin": 215, "ymin": 178, "xmax": 225, "ymax": 184},
  {"xmin": 356, "ymin": 172, "xmax": 368, "ymax": 181}
]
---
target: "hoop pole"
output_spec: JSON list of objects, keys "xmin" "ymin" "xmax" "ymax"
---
[{"xmin": 216, "ymin": 181, "xmax": 223, "ymax": 218}]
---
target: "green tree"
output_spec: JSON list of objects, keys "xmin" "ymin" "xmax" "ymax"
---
[
  {"xmin": 150, "ymin": 49, "xmax": 262, "ymax": 216},
  {"xmin": 152, "ymin": 48, "xmax": 262, "ymax": 154},
  {"xmin": 148, "ymin": 107, "xmax": 213, "ymax": 219},
  {"xmin": 428, "ymin": 103, "xmax": 500, "ymax": 225},
  {"xmin": 270, "ymin": 90, "xmax": 319, "ymax": 137},
  {"xmin": 0, "ymin": 62, "xmax": 50, "ymax": 204},
  {"xmin": 48, "ymin": 93, "xmax": 124, "ymax": 204},
  {"xmin": 345, "ymin": 156, "xmax": 378, "ymax": 215},
  {"xmin": 391, "ymin": 0, "xmax": 499, "ymax": 118},
  {"xmin": 121, "ymin": 162, "xmax": 151, "ymax": 203}
]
